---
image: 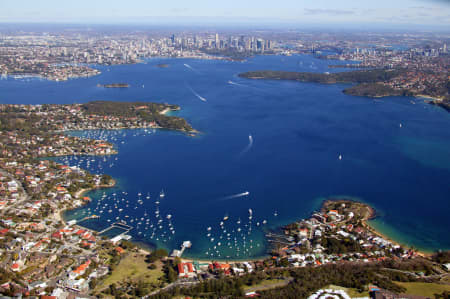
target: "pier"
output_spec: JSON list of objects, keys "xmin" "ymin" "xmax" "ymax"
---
[{"xmin": 170, "ymin": 241, "xmax": 192, "ymax": 257}]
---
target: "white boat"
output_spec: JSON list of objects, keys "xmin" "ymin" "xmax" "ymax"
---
[{"xmin": 160, "ymin": 190, "xmax": 165, "ymax": 198}]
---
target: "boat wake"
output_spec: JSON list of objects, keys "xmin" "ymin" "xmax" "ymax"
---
[
  {"xmin": 187, "ymin": 85, "xmax": 207, "ymax": 102},
  {"xmin": 220, "ymin": 191, "xmax": 250, "ymax": 200},
  {"xmin": 184, "ymin": 63, "xmax": 200, "ymax": 74},
  {"xmin": 228, "ymin": 80, "xmax": 248, "ymax": 87},
  {"xmin": 239, "ymin": 134, "xmax": 253, "ymax": 156}
]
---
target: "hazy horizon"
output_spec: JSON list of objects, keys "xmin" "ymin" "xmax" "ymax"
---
[
  {"xmin": 1, "ymin": 0, "xmax": 449, "ymax": 29},
  {"xmin": 0, "ymin": 19, "xmax": 449, "ymax": 33}
]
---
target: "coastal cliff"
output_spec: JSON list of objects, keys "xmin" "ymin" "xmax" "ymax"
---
[
  {"xmin": 430, "ymin": 99, "xmax": 450, "ymax": 112},
  {"xmin": 343, "ymin": 83, "xmax": 413, "ymax": 97}
]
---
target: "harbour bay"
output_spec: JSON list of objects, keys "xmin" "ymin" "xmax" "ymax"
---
[{"xmin": 1, "ymin": 54, "xmax": 449, "ymax": 259}]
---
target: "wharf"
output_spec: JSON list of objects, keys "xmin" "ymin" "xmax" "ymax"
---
[{"xmin": 171, "ymin": 241, "xmax": 192, "ymax": 257}]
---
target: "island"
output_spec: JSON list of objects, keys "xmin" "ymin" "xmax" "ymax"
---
[
  {"xmin": 239, "ymin": 69, "xmax": 450, "ymax": 111},
  {"xmin": 97, "ymin": 83, "xmax": 130, "ymax": 88}
]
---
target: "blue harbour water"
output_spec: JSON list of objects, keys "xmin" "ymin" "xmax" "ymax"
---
[{"xmin": 1, "ymin": 54, "xmax": 449, "ymax": 259}]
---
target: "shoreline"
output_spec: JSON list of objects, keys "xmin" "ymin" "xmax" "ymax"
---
[
  {"xmin": 61, "ymin": 194, "xmax": 432, "ymax": 263},
  {"xmin": 364, "ymin": 220, "xmax": 432, "ymax": 258},
  {"xmin": 415, "ymin": 94, "xmax": 444, "ymax": 102},
  {"xmin": 59, "ymin": 180, "xmax": 117, "ymax": 227},
  {"xmin": 321, "ymin": 199, "xmax": 430, "ymax": 257}
]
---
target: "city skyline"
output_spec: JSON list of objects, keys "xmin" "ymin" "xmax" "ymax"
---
[{"xmin": 0, "ymin": 0, "xmax": 449, "ymax": 27}]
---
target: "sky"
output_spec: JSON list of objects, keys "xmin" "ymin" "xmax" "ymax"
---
[{"xmin": 0, "ymin": 0, "xmax": 449, "ymax": 27}]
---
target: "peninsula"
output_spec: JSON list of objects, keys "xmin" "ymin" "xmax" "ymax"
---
[
  {"xmin": 239, "ymin": 69, "xmax": 450, "ymax": 111},
  {"xmin": 150, "ymin": 198, "xmax": 450, "ymax": 298}
]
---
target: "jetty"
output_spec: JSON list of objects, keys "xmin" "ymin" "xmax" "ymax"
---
[{"xmin": 170, "ymin": 240, "xmax": 192, "ymax": 257}]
